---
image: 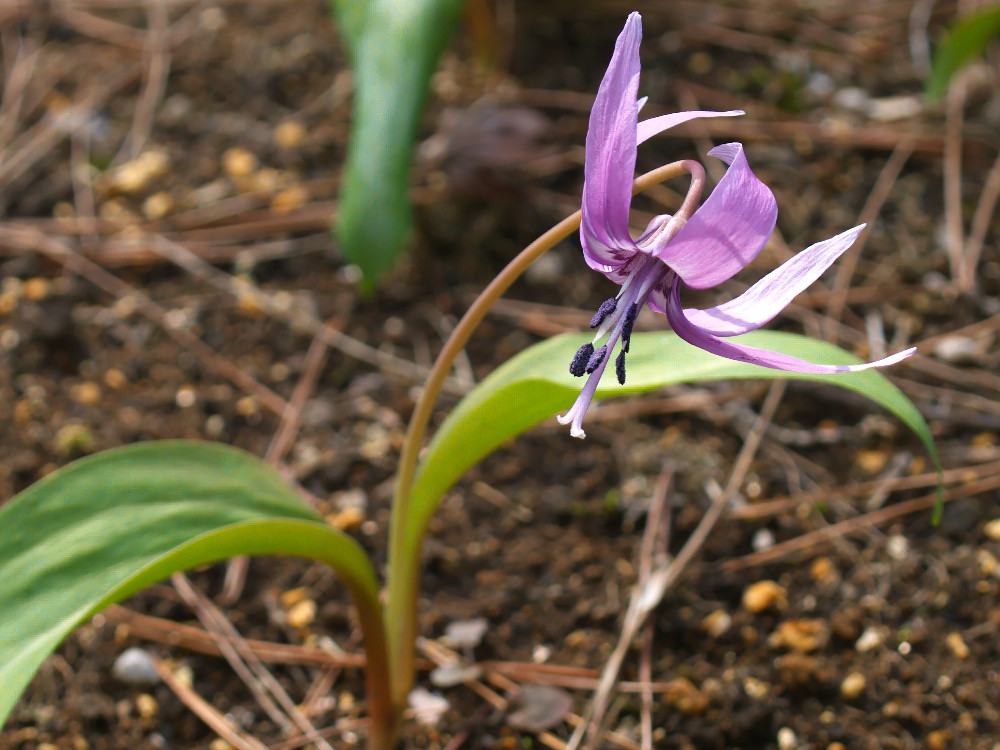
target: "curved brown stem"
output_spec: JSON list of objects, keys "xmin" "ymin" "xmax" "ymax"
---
[{"xmin": 384, "ymin": 160, "xmax": 706, "ymax": 713}]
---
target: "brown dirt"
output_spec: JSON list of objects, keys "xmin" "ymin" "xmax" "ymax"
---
[{"xmin": 3, "ymin": 1, "xmax": 1000, "ymax": 749}]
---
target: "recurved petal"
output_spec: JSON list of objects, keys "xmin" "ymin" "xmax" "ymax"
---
[
  {"xmin": 651, "ymin": 142, "xmax": 777, "ymax": 290},
  {"xmin": 664, "ymin": 281, "xmax": 915, "ymax": 373},
  {"xmin": 636, "ymin": 110, "xmax": 744, "ymax": 146},
  {"xmin": 582, "ymin": 12, "xmax": 642, "ymax": 250},
  {"xmin": 683, "ymin": 225, "xmax": 866, "ymax": 336}
]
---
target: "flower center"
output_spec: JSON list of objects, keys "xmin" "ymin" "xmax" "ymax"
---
[{"xmin": 568, "ymin": 255, "xmax": 668, "ymax": 384}]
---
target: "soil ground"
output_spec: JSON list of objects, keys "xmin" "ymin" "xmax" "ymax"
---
[{"xmin": 2, "ymin": 1, "xmax": 1000, "ymax": 749}]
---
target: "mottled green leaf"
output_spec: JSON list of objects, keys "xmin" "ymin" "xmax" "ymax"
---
[
  {"xmin": 0, "ymin": 441, "xmax": 381, "ymax": 728},
  {"xmin": 408, "ymin": 331, "xmax": 940, "ymax": 542}
]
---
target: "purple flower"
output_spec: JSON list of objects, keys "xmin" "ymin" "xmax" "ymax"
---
[{"xmin": 558, "ymin": 12, "xmax": 915, "ymax": 438}]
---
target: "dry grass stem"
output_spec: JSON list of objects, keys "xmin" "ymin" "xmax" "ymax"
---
[{"xmin": 151, "ymin": 654, "xmax": 270, "ymax": 750}]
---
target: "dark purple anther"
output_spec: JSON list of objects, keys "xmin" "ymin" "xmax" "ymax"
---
[
  {"xmin": 615, "ymin": 349, "xmax": 627, "ymax": 384},
  {"xmin": 585, "ymin": 344, "xmax": 608, "ymax": 373},
  {"xmin": 621, "ymin": 302, "xmax": 639, "ymax": 352},
  {"xmin": 569, "ymin": 343, "xmax": 595, "ymax": 377},
  {"xmin": 590, "ymin": 297, "xmax": 618, "ymax": 328}
]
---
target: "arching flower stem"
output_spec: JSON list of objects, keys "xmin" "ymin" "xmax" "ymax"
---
[{"xmin": 384, "ymin": 160, "xmax": 705, "ymax": 716}]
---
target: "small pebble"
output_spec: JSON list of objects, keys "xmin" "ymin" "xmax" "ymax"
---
[
  {"xmin": 768, "ymin": 619, "xmax": 829, "ymax": 653},
  {"xmin": 23, "ymin": 277, "xmax": 50, "ymax": 301},
  {"xmin": 135, "ymin": 693, "xmax": 158, "ymax": 719},
  {"xmin": 331, "ymin": 487, "xmax": 368, "ymax": 513},
  {"xmin": 984, "ymin": 519, "xmax": 1000, "ymax": 541},
  {"xmin": 248, "ymin": 167, "xmax": 281, "ymax": 193},
  {"xmin": 855, "ymin": 626, "xmax": 886, "ymax": 653},
  {"xmin": 109, "ymin": 150, "xmax": 170, "ymax": 194},
  {"xmin": 743, "ymin": 580, "xmax": 788, "ymax": 614},
  {"xmin": 810, "ymin": 557, "xmax": 838, "ymax": 585},
  {"xmin": 840, "ymin": 672, "xmax": 867, "ymax": 700},
  {"xmin": 945, "ymin": 632, "xmax": 970, "ymax": 659},
  {"xmin": 327, "ymin": 506, "xmax": 365, "ymax": 532},
  {"xmin": 222, "ymin": 147, "xmax": 258, "ymax": 178},
  {"xmin": 833, "ymin": 86, "xmax": 870, "ymax": 112},
  {"xmin": 110, "ymin": 162, "xmax": 148, "ymax": 194},
  {"xmin": 278, "ymin": 587, "xmax": 310, "ymax": 608},
  {"xmin": 270, "ymin": 362, "xmax": 291, "ymax": 382},
  {"xmin": 112, "ymin": 647, "xmax": 160, "ymax": 685},
  {"xmin": 444, "ymin": 618, "xmax": 489, "ymax": 650},
  {"xmin": 777, "ymin": 726, "xmax": 798, "ymax": 750},
  {"xmin": 429, "ymin": 661, "xmax": 482, "ymax": 687},
  {"xmin": 99, "ymin": 198, "xmax": 137, "ymax": 223},
  {"xmin": 103, "ymin": 369, "xmax": 127, "ymax": 390},
  {"xmin": 235, "ymin": 396, "xmax": 259, "ymax": 417},
  {"xmin": 934, "ymin": 335, "xmax": 982, "ymax": 364},
  {"xmin": 141, "ymin": 150, "xmax": 170, "ymax": 179},
  {"xmin": 54, "ymin": 423, "xmax": 94, "ymax": 456},
  {"xmin": 751, "ymin": 528, "xmax": 776, "ymax": 551},
  {"xmin": 702, "ymin": 609, "xmax": 732, "ymax": 638},
  {"xmin": 855, "ymin": 449, "xmax": 889, "ymax": 474},
  {"xmin": 204, "ymin": 414, "xmax": 226, "ymax": 437},
  {"xmin": 408, "ymin": 687, "xmax": 449, "ymax": 726},
  {"xmin": 977, "ymin": 549, "xmax": 997, "ymax": 577},
  {"xmin": 173, "ymin": 664, "xmax": 194, "ymax": 688},
  {"xmin": 270, "ymin": 184, "xmax": 309, "ymax": 214},
  {"xmin": 175, "ymin": 386, "xmax": 197, "ymax": 408},
  {"xmin": 662, "ymin": 677, "xmax": 708, "ymax": 715},
  {"xmin": 742, "ymin": 676, "xmax": 770, "ymax": 699},
  {"xmin": 72, "ymin": 381, "xmax": 102, "ymax": 406},
  {"xmin": 142, "ymin": 191, "xmax": 174, "ymax": 220},
  {"xmin": 867, "ymin": 95, "xmax": 922, "ymax": 122},
  {"xmin": 887, "ymin": 534, "xmax": 909, "ymax": 560},
  {"xmin": 507, "ymin": 684, "xmax": 573, "ymax": 732},
  {"xmin": 274, "ymin": 120, "xmax": 306, "ymax": 149},
  {"xmin": 286, "ymin": 598, "xmax": 317, "ymax": 629},
  {"xmin": 927, "ymin": 729, "xmax": 951, "ymax": 750}
]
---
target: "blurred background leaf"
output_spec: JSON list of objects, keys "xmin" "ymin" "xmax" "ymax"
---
[
  {"xmin": 926, "ymin": 3, "xmax": 1000, "ymax": 101},
  {"xmin": 330, "ymin": 0, "xmax": 467, "ymax": 290}
]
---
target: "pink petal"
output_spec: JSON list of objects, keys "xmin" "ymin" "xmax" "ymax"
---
[
  {"xmin": 582, "ymin": 12, "xmax": 642, "ymax": 252},
  {"xmin": 580, "ymin": 215, "xmax": 639, "ymax": 277},
  {"xmin": 683, "ymin": 225, "xmax": 866, "ymax": 336},
  {"xmin": 663, "ymin": 279, "xmax": 915, "ymax": 373},
  {"xmin": 636, "ymin": 110, "xmax": 744, "ymax": 146},
  {"xmin": 651, "ymin": 142, "xmax": 777, "ymax": 290}
]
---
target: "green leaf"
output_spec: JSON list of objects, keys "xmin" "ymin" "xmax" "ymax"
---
[
  {"xmin": 0, "ymin": 441, "xmax": 382, "ymax": 728},
  {"xmin": 331, "ymin": 0, "xmax": 466, "ymax": 290},
  {"xmin": 408, "ymin": 331, "xmax": 940, "ymax": 543},
  {"xmin": 926, "ymin": 3, "xmax": 1000, "ymax": 101}
]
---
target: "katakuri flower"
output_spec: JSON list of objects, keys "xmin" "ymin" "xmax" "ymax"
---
[{"xmin": 558, "ymin": 12, "xmax": 915, "ymax": 438}]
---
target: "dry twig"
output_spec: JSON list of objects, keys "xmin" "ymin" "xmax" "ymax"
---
[
  {"xmin": 151, "ymin": 654, "xmax": 270, "ymax": 750},
  {"xmin": 568, "ymin": 382, "xmax": 787, "ymax": 750}
]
